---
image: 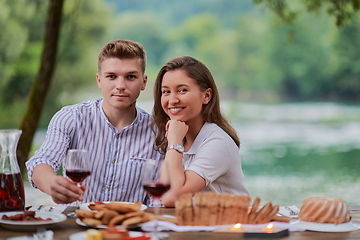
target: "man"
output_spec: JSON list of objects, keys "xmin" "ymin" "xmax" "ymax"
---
[{"xmin": 26, "ymin": 39, "xmax": 163, "ymax": 205}]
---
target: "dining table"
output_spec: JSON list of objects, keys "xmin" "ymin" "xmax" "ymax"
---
[{"xmin": 1, "ymin": 205, "xmax": 360, "ymax": 240}]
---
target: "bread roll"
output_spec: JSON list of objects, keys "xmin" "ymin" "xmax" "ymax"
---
[{"xmin": 298, "ymin": 196, "xmax": 350, "ymax": 224}]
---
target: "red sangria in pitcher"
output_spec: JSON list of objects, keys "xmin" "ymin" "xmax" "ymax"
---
[{"xmin": 0, "ymin": 129, "xmax": 25, "ymax": 212}]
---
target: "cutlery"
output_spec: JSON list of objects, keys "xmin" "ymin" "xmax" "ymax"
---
[
  {"xmin": 36, "ymin": 205, "xmax": 44, "ymax": 211},
  {"xmin": 47, "ymin": 206, "xmax": 55, "ymax": 212},
  {"xmin": 36, "ymin": 228, "xmax": 46, "ymax": 240},
  {"xmin": 285, "ymin": 206, "xmax": 299, "ymax": 215}
]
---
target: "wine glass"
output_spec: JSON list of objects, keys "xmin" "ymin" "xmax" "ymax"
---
[
  {"xmin": 65, "ymin": 149, "xmax": 91, "ymax": 208},
  {"xmin": 142, "ymin": 159, "xmax": 170, "ymax": 240}
]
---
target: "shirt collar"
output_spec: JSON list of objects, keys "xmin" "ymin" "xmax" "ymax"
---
[
  {"xmin": 98, "ymin": 98, "xmax": 141, "ymax": 131},
  {"xmin": 185, "ymin": 122, "xmax": 214, "ymax": 155}
]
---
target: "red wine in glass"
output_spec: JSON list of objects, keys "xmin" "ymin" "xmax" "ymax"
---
[
  {"xmin": 65, "ymin": 149, "xmax": 91, "ymax": 209},
  {"xmin": 65, "ymin": 170, "xmax": 91, "ymax": 183},
  {"xmin": 0, "ymin": 172, "xmax": 25, "ymax": 212},
  {"xmin": 142, "ymin": 159, "xmax": 169, "ymax": 240},
  {"xmin": 143, "ymin": 181, "xmax": 170, "ymax": 197}
]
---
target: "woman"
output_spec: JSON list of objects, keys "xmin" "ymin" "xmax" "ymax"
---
[{"xmin": 152, "ymin": 56, "xmax": 249, "ymax": 207}]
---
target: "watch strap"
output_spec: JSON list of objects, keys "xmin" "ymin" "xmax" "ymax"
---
[{"xmin": 166, "ymin": 144, "xmax": 184, "ymax": 153}]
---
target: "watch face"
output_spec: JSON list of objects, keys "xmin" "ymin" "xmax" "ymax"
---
[
  {"xmin": 177, "ymin": 144, "xmax": 184, "ymax": 152},
  {"xmin": 167, "ymin": 144, "xmax": 184, "ymax": 153}
]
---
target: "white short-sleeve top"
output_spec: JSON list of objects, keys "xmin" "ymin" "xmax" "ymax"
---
[{"xmin": 183, "ymin": 122, "xmax": 249, "ymax": 195}]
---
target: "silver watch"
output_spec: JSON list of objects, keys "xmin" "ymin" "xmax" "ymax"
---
[{"xmin": 166, "ymin": 144, "xmax": 184, "ymax": 153}]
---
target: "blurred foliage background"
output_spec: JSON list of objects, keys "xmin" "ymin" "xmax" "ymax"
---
[
  {"xmin": 1, "ymin": 0, "xmax": 360, "ymax": 129},
  {"xmin": 2, "ymin": 0, "xmax": 360, "ymax": 205}
]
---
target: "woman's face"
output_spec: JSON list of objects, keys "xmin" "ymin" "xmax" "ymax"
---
[{"xmin": 160, "ymin": 69, "xmax": 211, "ymax": 126}]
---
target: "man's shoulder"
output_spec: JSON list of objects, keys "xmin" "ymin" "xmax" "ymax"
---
[
  {"xmin": 135, "ymin": 106, "xmax": 152, "ymax": 119},
  {"xmin": 60, "ymin": 99, "xmax": 101, "ymax": 113}
]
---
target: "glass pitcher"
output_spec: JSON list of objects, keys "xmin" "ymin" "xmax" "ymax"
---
[{"xmin": 0, "ymin": 129, "xmax": 25, "ymax": 212}]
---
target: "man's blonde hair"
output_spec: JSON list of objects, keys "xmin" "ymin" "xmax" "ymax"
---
[{"xmin": 98, "ymin": 39, "xmax": 146, "ymax": 73}]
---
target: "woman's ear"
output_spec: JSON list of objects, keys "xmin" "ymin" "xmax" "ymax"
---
[{"xmin": 203, "ymin": 88, "xmax": 212, "ymax": 104}]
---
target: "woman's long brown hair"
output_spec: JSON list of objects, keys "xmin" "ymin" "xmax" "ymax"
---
[{"xmin": 151, "ymin": 56, "xmax": 240, "ymax": 153}]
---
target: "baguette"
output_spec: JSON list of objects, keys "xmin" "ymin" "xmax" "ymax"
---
[
  {"xmin": 106, "ymin": 201, "xmax": 142, "ymax": 213},
  {"xmin": 246, "ymin": 196, "xmax": 260, "ymax": 224},
  {"xmin": 207, "ymin": 192, "xmax": 220, "ymax": 226},
  {"xmin": 175, "ymin": 193, "xmax": 279, "ymax": 226}
]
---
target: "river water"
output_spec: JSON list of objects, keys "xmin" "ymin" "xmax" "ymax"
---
[
  {"xmin": 33, "ymin": 101, "xmax": 360, "ymax": 206},
  {"xmin": 229, "ymin": 102, "xmax": 360, "ymax": 206}
]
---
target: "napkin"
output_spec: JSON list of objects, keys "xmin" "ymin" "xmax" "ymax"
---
[
  {"xmin": 28, "ymin": 205, "xmax": 67, "ymax": 213},
  {"xmin": 8, "ymin": 230, "xmax": 54, "ymax": 240},
  {"xmin": 141, "ymin": 220, "xmax": 306, "ymax": 232},
  {"xmin": 142, "ymin": 220, "xmax": 221, "ymax": 232},
  {"xmin": 278, "ymin": 205, "xmax": 300, "ymax": 217}
]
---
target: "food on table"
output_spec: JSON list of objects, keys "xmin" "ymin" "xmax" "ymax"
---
[
  {"xmin": 76, "ymin": 201, "xmax": 155, "ymax": 226},
  {"xmin": 175, "ymin": 192, "xmax": 280, "ymax": 225},
  {"xmin": 85, "ymin": 226, "xmax": 151, "ymax": 240},
  {"xmin": 82, "ymin": 218, "xmax": 103, "ymax": 226},
  {"xmin": 246, "ymin": 196, "xmax": 260, "ymax": 224},
  {"xmin": 106, "ymin": 202, "xmax": 142, "ymax": 213},
  {"xmin": 270, "ymin": 214, "xmax": 293, "ymax": 222},
  {"xmin": 95, "ymin": 209, "xmax": 119, "ymax": 225},
  {"xmin": 298, "ymin": 196, "xmax": 351, "ymax": 224},
  {"xmin": 121, "ymin": 235, "xmax": 151, "ymax": 240},
  {"xmin": 76, "ymin": 209, "xmax": 96, "ymax": 219},
  {"xmin": 1, "ymin": 211, "xmax": 51, "ymax": 222},
  {"xmin": 86, "ymin": 229, "xmax": 102, "ymax": 240},
  {"xmin": 88, "ymin": 201, "xmax": 108, "ymax": 211},
  {"xmin": 248, "ymin": 197, "xmax": 279, "ymax": 224},
  {"xmin": 85, "ymin": 226, "xmax": 130, "ymax": 240},
  {"xmin": 88, "ymin": 201, "xmax": 142, "ymax": 213},
  {"xmin": 108, "ymin": 211, "xmax": 147, "ymax": 226}
]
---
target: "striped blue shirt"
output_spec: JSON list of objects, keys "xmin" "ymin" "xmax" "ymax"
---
[{"xmin": 26, "ymin": 99, "xmax": 164, "ymax": 205}]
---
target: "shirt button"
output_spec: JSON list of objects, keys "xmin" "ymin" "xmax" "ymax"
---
[
  {"xmin": 106, "ymin": 185, "xmax": 110, "ymax": 189},
  {"xmin": 115, "ymin": 134, "xmax": 119, "ymax": 138},
  {"xmin": 111, "ymin": 160, "xmax": 115, "ymax": 164}
]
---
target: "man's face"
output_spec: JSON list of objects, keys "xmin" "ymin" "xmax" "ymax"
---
[{"xmin": 96, "ymin": 58, "xmax": 147, "ymax": 113}]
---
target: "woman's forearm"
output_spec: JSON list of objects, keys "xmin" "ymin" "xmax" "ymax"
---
[
  {"xmin": 164, "ymin": 150, "xmax": 186, "ymax": 189},
  {"xmin": 160, "ymin": 150, "xmax": 186, "ymax": 206}
]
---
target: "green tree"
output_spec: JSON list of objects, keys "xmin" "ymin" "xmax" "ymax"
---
[
  {"xmin": 225, "ymin": 14, "xmax": 273, "ymax": 100},
  {"xmin": 41, "ymin": 0, "xmax": 113, "ymax": 123},
  {"xmin": 0, "ymin": 0, "xmax": 115, "ymax": 174},
  {"xmin": 17, "ymin": 0, "xmax": 65, "ymax": 175},
  {"xmin": 253, "ymin": 0, "xmax": 360, "ymax": 27},
  {"xmin": 0, "ymin": 0, "xmax": 114, "ymax": 129},
  {"xmin": 328, "ymin": 14, "xmax": 360, "ymax": 102},
  {"xmin": 263, "ymin": 13, "xmax": 335, "ymax": 101},
  {"xmin": 0, "ymin": 0, "xmax": 46, "ymax": 128},
  {"xmin": 164, "ymin": 14, "xmax": 226, "ymax": 85},
  {"xmin": 0, "ymin": 0, "xmax": 38, "ymax": 95},
  {"xmin": 108, "ymin": 12, "xmax": 168, "ymax": 66}
]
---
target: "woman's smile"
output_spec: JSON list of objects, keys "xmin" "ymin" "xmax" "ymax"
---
[
  {"xmin": 168, "ymin": 107, "xmax": 185, "ymax": 114},
  {"xmin": 161, "ymin": 69, "xmax": 206, "ymax": 124}
]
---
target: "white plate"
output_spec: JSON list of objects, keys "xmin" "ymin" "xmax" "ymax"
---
[
  {"xmin": 76, "ymin": 218, "xmax": 142, "ymax": 230},
  {"xmin": 290, "ymin": 220, "xmax": 360, "ymax": 232},
  {"xmin": 79, "ymin": 201, "xmax": 147, "ymax": 211},
  {"xmin": 70, "ymin": 231, "xmax": 152, "ymax": 240},
  {"xmin": 0, "ymin": 211, "xmax": 66, "ymax": 231}
]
